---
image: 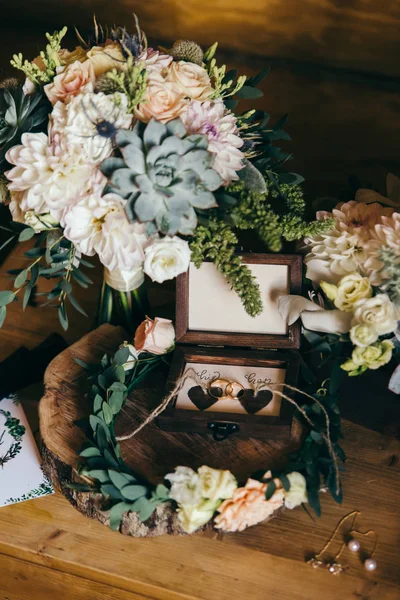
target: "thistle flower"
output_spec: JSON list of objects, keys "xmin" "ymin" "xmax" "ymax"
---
[{"xmin": 168, "ymin": 40, "xmax": 204, "ymax": 65}]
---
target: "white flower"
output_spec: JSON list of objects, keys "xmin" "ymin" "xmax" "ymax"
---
[
  {"xmin": 320, "ymin": 273, "xmax": 372, "ymax": 312},
  {"xmin": 351, "ymin": 294, "xmax": 399, "ymax": 336},
  {"xmin": 181, "ymin": 99, "xmax": 244, "ymax": 184},
  {"xmin": 63, "ymin": 192, "xmax": 146, "ymax": 271},
  {"xmin": 144, "ymin": 236, "xmax": 191, "ymax": 283},
  {"xmin": 197, "ymin": 466, "xmax": 237, "ymax": 504},
  {"xmin": 50, "ymin": 86, "xmax": 132, "ymax": 164},
  {"xmin": 24, "ymin": 211, "xmax": 59, "ymax": 232},
  {"xmin": 350, "ymin": 323, "xmax": 379, "ymax": 348},
  {"xmin": 165, "ymin": 466, "xmax": 202, "ymax": 506},
  {"xmin": 364, "ymin": 213, "xmax": 400, "ymax": 286},
  {"xmin": 283, "ymin": 472, "xmax": 308, "ymax": 509},
  {"xmin": 304, "ymin": 201, "xmax": 394, "ymax": 284},
  {"xmin": 5, "ymin": 132, "xmax": 94, "ymax": 222}
]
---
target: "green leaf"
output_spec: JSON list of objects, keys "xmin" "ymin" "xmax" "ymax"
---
[
  {"xmin": 18, "ymin": 227, "xmax": 35, "ymax": 242},
  {"xmin": 113, "ymin": 347, "xmax": 130, "ymax": 365},
  {"xmin": 109, "ymin": 501, "xmax": 132, "ymax": 531},
  {"xmin": 101, "ymin": 484, "xmax": 124, "ymax": 501},
  {"xmin": 68, "ymin": 293, "xmax": 88, "ymax": 317},
  {"xmin": 235, "ymin": 85, "xmax": 264, "ymax": 99},
  {"xmin": 0, "ymin": 235, "xmax": 15, "ymax": 253},
  {"xmin": 22, "ymin": 284, "xmax": 32, "ymax": 311},
  {"xmin": 114, "ymin": 365, "xmax": 126, "ymax": 383},
  {"xmin": 14, "ymin": 269, "xmax": 28, "ymax": 288},
  {"xmin": 93, "ymin": 394, "xmax": 103, "ymax": 414},
  {"xmin": 103, "ymin": 448, "xmax": 119, "ymax": 469},
  {"xmin": 310, "ymin": 430, "xmax": 323, "ymax": 443},
  {"xmin": 86, "ymin": 469, "xmax": 109, "ymax": 483},
  {"xmin": 102, "ymin": 401, "xmax": 113, "ymax": 426},
  {"xmin": 109, "ymin": 382, "xmax": 127, "ymax": 393},
  {"xmin": 307, "ymin": 487, "xmax": 321, "ymax": 517},
  {"xmin": 0, "ymin": 306, "xmax": 6, "ymax": 328},
  {"xmin": 279, "ymin": 474, "xmax": 291, "ymax": 492},
  {"xmin": 108, "ymin": 470, "xmax": 135, "ymax": 490},
  {"xmin": 0, "ymin": 291, "xmax": 15, "ymax": 306},
  {"xmin": 80, "ymin": 446, "xmax": 102, "ymax": 458},
  {"xmin": 247, "ymin": 66, "xmax": 270, "ymax": 87},
  {"xmin": 96, "ymin": 423, "xmax": 109, "ymax": 451},
  {"xmin": 58, "ymin": 304, "xmax": 68, "ymax": 331},
  {"xmin": 109, "ymin": 391, "xmax": 125, "ymax": 415},
  {"xmin": 24, "ymin": 247, "xmax": 44, "ymax": 258},
  {"xmin": 155, "ymin": 484, "xmax": 170, "ymax": 500},
  {"xmin": 120, "ymin": 484, "xmax": 148, "ymax": 501},
  {"xmin": 265, "ymin": 480, "xmax": 277, "ymax": 500}
]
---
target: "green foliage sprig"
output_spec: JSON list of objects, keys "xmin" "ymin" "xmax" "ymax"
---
[
  {"xmin": 190, "ymin": 219, "xmax": 263, "ymax": 317},
  {"xmin": 0, "ymin": 224, "xmax": 94, "ymax": 331},
  {"xmin": 104, "ymin": 57, "xmax": 147, "ymax": 113},
  {"xmin": 0, "ymin": 408, "xmax": 26, "ymax": 468},
  {"xmin": 69, "ymin": 346, "xmax": 170, "ymax": 530},
  {"xmin": 10, "ymin": 27, "xmax": 68, "ymax": 85}
]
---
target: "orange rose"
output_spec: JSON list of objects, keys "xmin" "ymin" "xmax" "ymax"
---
[
  {"xmin": 166, "ymin": 61, "xmax": 213, "ymax": 101},
  {"xmin": 44, "ymin": 60, "xmax": 95, "ymax": 104},
  {"xmin": 134, "ymin": 70, "xmax": 188, "ymax": 123},
  {"xmin": 214, "ymin": 478, "xmax": 284, "ymax": 533}
]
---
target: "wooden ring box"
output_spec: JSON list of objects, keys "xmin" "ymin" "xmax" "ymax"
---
[{"xmin": 158, "ymin": 253, "xmax": 302, "ymax": 440}]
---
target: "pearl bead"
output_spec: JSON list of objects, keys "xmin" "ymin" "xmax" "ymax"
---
[
  {"xmin": 348, "ymin": 538, "xmax": 361, "ymax": 552},
  {"xmin": 364, "ymin": 558, "xmax": 377, "ymax": 571}
]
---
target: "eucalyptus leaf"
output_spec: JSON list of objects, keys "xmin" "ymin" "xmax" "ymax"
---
[
  {"xmin": 22, "ymin": 284, "xmax": 32, "ymax": 311},
  {"xmin": 101, "ymin": 484, "xmax": 124, "ymax": 501},
  {"xmin": 109, "ymin": 501, "xmax": 132, "ymax": 530},
  {"xmin": 265, "ymin": 480, "xmax": 276, "ymax": 500},
  {"xmin": 0, "ymin": 306, "xmax": 6, "ymax": 328},
  {"xmin": 155, "ymin": 484, "xmax": 170, "ymax": 500},
  {"xmin": 80, "ymin": 446, "xmax": 102, "ymax": 459},
  {"xmin": 102, "ymin": 401, "xmax": 113, "ymax": 425},
  {"xmin": 58, "ymin": 304, "xmax": 68, "ymax": 331},
  {"xmin": 235, "ymin": 85, "xmax": 264, "ymax": 99},
  {"xmin": 93, "ymin": 394, "xmax": 103, "ymax": 414},
  {"xmin": 279, "ymin": 473, "xmax": 291, "ymax": 492},
  {"xmin": 113, "ymin": 347, "xmax": 130, "ymax": 365},
  {"xmin": 14, "ymin": 269, "xmax": 27, "ymax": 288},
  {"xmin": 120, "ymin": 484, "xmax": 148, "ymax": 501},
  {"xmin": 108, "ymin": 469, "xmax": 134, "ymax": 490},
  {"xmin": 18, "ymin": 227, "xmax": 35, "ymax": 242},
  {"xmin": 0, "ymin": 291, "xmax": 15, "ymax": 306},
  {"xmin": 103, "ymin": 448, "xmax": 119, "ymax": 469},
  {"xmin": 109, "ymin": 391, "xmax": 125, "ymax": 415},
  {"xmin": 85, "ymin": 469, "xmax": 110, "ymax": 483}
]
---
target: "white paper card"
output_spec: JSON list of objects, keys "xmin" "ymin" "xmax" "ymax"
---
[
  {"xmin": 0, "ymin": 396, "xmax": 53, "ymax": 507},
  {"xmin": 176, "ymin": 362, "xmax": 286, "ymax": 415},
  {"xmin": 188, "ymin": 262, "xmax": 289, "ymax": 334}
]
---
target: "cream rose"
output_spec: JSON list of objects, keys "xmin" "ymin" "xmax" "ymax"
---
[
  {"xmin": 166, "ymin": 61, "xmax": 213, "ymax": 101},
  {"xmin": 86, "ymin": 43, "xmax": 125, "ymax": 77},
  {"xmin": 134, "ymin": 70, "xmax": 188, "ymax": 123},
  {"xmin": 350, "ymin": 323, "xmax": 378, "ymax": 348},
  {"xmin": 177, "ymin": 500, "xmax": 216, "ymax": 534},
  {"xmin": 283, "ymin": 472, "xmax": 308, "ymax": 509},
  {"xmin": 321, "ymin": 273, "xmax": 372, "ymax": 312},
  {"xmin": 351, "ymin": 294, "xmax": 399, "ymax": 336},
  {"xmin": 134, "ymin": 317, "xmax": 175, "ymax": 355},
  {"xmin": 341, "ymin": 340, "xmax": 394, "ymax": 376},
  {"xmin": 143, "ymin": 236, "xmax": 191, "ymax": 283},
  {"xmin": 44, "ymin": 60, "xmax": 95, "ymax": 104},
  {"xmin": 165, "ymin": 466, "xmax": 202, "ymax": 506},
  {"xmin": 197, "ymin": 466, "xmax": 238, "ymax": 504}
]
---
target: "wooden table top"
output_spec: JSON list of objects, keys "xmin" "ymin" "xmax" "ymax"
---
[{"xmin": 0, "ymin": 237, "xmax": 399, "ymax": 600}]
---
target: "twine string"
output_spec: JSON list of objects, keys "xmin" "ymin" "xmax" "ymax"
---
[{"xmin": 115, "ymin": 370, "xmax": 340, "ymax": 493}]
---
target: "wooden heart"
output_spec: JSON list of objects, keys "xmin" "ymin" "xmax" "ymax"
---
[
  {"xmin": 238, "ymin": 389, "xmax": 273, "ymax": 414},
  {"xmin": 187, "ymin": 386, "xmax": 219, "ymax": 411}
]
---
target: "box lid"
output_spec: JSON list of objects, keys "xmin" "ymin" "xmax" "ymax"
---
[{"xmin": 175, "ymin": 253, "xmax": 302, "ymax": 349}]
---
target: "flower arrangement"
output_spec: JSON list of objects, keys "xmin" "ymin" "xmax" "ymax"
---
[
  {"xmin": 72, "ymin": 317, "xmax": 344, "ymax": 533},
  {"xmin": 0, "ymin": 18, "xmax": 330, "ymax": 331},
  {"xmin": 279, "ymin": 184, "xmax": 400, "ymax": 389}
]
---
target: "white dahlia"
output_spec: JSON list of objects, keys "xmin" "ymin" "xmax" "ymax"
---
[
  {"xmin": 304, "ymin": 201, "xmax": 394, "ymax": 284},
  {"xmin": 364, "ymin": 212, "xmax": 400, "ymax": 286},
  {"xmin": 63, "ymin": 192, "xmax": 147, "ymax": 272},
  {"xmin": 180, "ymin": 99, "xmax": 244, "ymax": 185},
  {"xmin": 50, "ymin": 86, "xmax": 132, "ymax": 164},
  {"xmin": 5, "ymin": 132, "xmax": 94, "ymax": 222}
]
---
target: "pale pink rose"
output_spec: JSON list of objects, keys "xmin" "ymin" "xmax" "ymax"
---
[
  {"xmin": 86, "ymin": 42, "xmax": 125, "ymax": 77},
  {"xmin": 214, "ymin": 478, "xmax": 284, "ymax": 533},
  {"xmin": 138, "ymin": 48, "xmax": 173, "ymax": 71},
  {"xmin": 166, "ymin": 61, "xmax": 213, "ymax": 101},
  {"xmin": 44, "ymin": 60, "xmax": 95, "ymax": 104},
  {"xmin": 134, "ymin": 317, "xmax": 175, "ymax": 355},
  {"xmin": 134, "ymin": 70, "xmax": 188, "ymax": 123}
]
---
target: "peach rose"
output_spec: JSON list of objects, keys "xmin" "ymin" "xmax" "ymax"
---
[
  {"xmin": 44, "ymin": 60, "xmax": 95, "ymax": 104},
  {"xmin": 134, "ymin": 317, "xmax": 175, "ymax": 355},
  {"xmin": 166, "ymin": 61, "xmax": 213, "ymax": 101},
  {"xmin": 214, "ymin": 478, "xmax": 284, "ymax": 533},
  {"xmin": 59, "ymin": 46, "xmax": 87, "ymax": 65},
  {"xmin": 86, "ymin": 42, "xmax": 125, "ymax": 77},
  {"xmin": 139, "ymin": 48, "xmax": 173, "ymax": 71},
  {"xmin": 134, "ymin": 70, "xmax": 188, "ymax": 123}
]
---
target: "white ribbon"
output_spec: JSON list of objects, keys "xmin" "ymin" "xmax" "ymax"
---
[
  {"xmin": 278, "ymin": 295, "xmax": 352, "ymax": 335},
  {"xmin": 104, "ymin": 266, "xmax": 144, "ymax": 292}
]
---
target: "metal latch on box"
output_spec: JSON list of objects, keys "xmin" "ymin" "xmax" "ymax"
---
[{"xmin": 207, "ymin": 421, "xmax": 240, "ymax": 441}]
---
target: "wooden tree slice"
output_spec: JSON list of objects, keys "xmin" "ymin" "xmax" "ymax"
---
[{"xmin": 40, "ymin": 324, "xmax": 303, "ymax": 537}]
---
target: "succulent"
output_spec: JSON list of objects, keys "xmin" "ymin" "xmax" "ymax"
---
[
  {"xmin": 101, "ymin": 118, "xmax": 222, "ymax": 235},
  {"xmin": 0, "ymin": 84, "xmax": 49, "ymax": 171}
]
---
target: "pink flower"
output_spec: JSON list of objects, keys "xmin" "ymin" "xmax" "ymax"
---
[
  {"xmin": 44, "ymin": 60, "xmax": 95, "ymax": 104},
  {"xmin": 181, "ymin": 99, "xmax": 244, "ymax": 184},
  {"xmin": 138, "ymin": 48, "xmax": 173, "ymax": 71},
  {"xmin": 214, "ymin": 478, "xmax": 284, "ymax": 533},
  {"xmin": 134, "ymin": 317, "xmax": 175, "ymax": 355},
  {"xmin": 134, "ymin": 70, "xmax": 188, "ymax": 123}
]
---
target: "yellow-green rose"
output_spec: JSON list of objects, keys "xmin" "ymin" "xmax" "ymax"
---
[
  {"xmin": 341, "ymin": 340, "xmax": 394, "ymax": 376},
  {"xmin": 177, "ymin": 499, "xmax": 217, "ymax": 534},
  {"xmin": 349, "ymin": 323, "xmax": 378, "ymax": 348},
  {"xmin": 321, "ymin": 273, "xmax": 372, "ymax": 312},
  {"xmin": 198, "ymin": 466, "xmax": 237, "ymax": 504},
  {"xmin": 283, "ymin": 472, "xmax": 308, "ymax": 509}
]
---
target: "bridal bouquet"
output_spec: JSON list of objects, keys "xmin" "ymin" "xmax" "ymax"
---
[
  {"xmin": 279, "ymin": 177, "xmax": 400, "ymax": 390},
  {"xmin": 0, "ymin": 18, "xmax": 329, "ymax": 331}
]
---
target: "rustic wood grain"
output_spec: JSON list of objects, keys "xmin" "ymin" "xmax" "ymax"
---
[{"xmin": 1, "ymin": 0, "xmax": 400, "ymax": 77}]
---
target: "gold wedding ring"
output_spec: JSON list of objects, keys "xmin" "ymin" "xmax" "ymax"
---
[{"xmin": 208, "ymin": 378, "xmax": 244, "ymax": 401}]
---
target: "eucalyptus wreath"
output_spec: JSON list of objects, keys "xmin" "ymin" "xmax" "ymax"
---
[{"xmin": 70, "ymin": 341, "xmax": 346, "ymax": 532}]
